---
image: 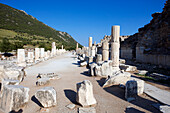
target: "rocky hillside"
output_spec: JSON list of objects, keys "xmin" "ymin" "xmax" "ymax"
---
[
  {"xmin": 0, "ymin": 3, "xmax": 81, "ymax": 51},
  {"xmin": 121, "ymin": 0, "xmax": 170, "ymax": 55}
]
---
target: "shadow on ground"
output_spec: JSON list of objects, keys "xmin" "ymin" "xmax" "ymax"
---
[
  {"xmin": 31, "ymin": 95, "xmax": 43, "ymax": 108},
  {"xmin": 10, "ymin": 109, "xmax": 23, "ymax": 113},
  {"xmin": 96, "ymin": 78, "xmax": 106, "ymax": 87},
  {"xmin": 80, "ymin": 71, "xmax": 91, "ymax": 77},
  {"xmin": 125, "ymin": 107, "xmax": 145, "ymax": 113},
  {"xmin": 64, "ymin": 89, "xmax": 78, "ymax": 105},
  {"xmin": 96, "ymin": 78, "xmax": 161, "ymax": 113}
]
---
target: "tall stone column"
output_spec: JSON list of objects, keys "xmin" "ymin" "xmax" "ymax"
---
[
  {"xmin": 17, "ymin": 49, "xmax": 26, "ymax": 67},
  {"xmin": 76, "ymin": 43, "xmax": 79, "ymax": 50},
  {"xmin": 91, "ymin": 46, "xmax": 96, "ymax": 57},
  {"xmin": 111, "ymin": 25, "xmax": 120, "ymax": 68},
  {"xmin": 28, "ymin": 51, "xmax": 34, "ymax": 63},
  {"xmin": 89, "ymin": 37, "xmax": 92, "ymax": 48},
  {"xmin": 35, "ymin": 48, "xmax": 40, "ymax": 61},
  {"xmin": 62, "ymin": 45, "xmax": 63, "ymax": 50},
  {"xmin": 51, "ymin": 42, "xmax": 56, "ymax": 56},
  {"xmin": 40, "ymin": 48, "xmax": 45, "ymax": 60},
  {"xmin": 102, "ymin": 41, "xmax": 109, "ymax": 61}
]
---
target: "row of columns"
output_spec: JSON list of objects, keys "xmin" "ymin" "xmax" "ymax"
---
[
  {"xmin": 86, "ymin": 25, "xmax": 120, "ymax": 68},
  {"xmin": 17, "ymin": 42, "xmax": 66, "ymax": 67}
]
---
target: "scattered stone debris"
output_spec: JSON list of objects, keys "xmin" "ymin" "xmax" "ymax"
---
[
  {"xmin": 35, "ymin": 87, "xmax": 57, "ymax": 108},
  {"xmin": 78, "ymin": 107, "xmax": 96, "ymax": 113},
  {"xmin": 36, "ymin": 77, "xmax": 50, "ymax": 86},
  {"xmin": 65, "ymin": 104, "xmax": 76, "ymax": 110},
  {"xmin": 149, "ymin": 73, "xmax": 170, "ymax": 80},
  {"xmin": 125, "ymin": 80, "xmax": 144, "ymax": 102},
  {"xmin": 37, "ymin": 73, "xmax": 61, "ymax": 80},
  {"xmin": 103, "ymin": 71, "xmax": 131, "ymax": 87},
  {"xmin": 76, "ymin": 80, "xmax": 97, "ymax": 107},
  {"xmin": 138, "ymin": 70, "xmax": 148, "ymax": 75},
  {"xmin": 0, "ymin": 85, "xmax": 29, "ymax": 113},
  {"xmin": 152, "ymin": 104, "xmax": 170, "ymax": 113}
]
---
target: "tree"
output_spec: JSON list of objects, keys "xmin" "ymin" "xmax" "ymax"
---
[{"xmin": 0, "ymin": 38, "xmax": 12, "ymax": 52}]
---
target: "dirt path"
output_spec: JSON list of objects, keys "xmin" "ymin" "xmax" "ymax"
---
[{"xmin": 17, "ymin": 53, "xmax": 160, "ymax": 113}]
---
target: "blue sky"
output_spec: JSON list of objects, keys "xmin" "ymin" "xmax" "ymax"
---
[{"xmin": 0, "ymin": 0, "xmax": 166, "ymax": 46}]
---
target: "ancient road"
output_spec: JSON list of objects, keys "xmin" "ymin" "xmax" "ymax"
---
[{"xmin": 18, "ymin": 53, "xmax": 159, "ymax": 113}]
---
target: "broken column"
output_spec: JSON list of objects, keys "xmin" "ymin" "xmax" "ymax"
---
[
  {"xmin": 102, "ymin": 41, "xmax": 109, "ymax": 61},
  {"xmin": 111, "ymin": 25, "xmax": 120, "ymax": 70},
  {"xmin": 0, "ymin": 85, "xmax": 29, "ymax": 112},
  {"xmin": 35, "ymin": 48, "xmax": 40, "ymax": 62},
  {"xmin": 76, "ymin": 80, "xmax": 97, "ymax": 107},
  {"xmin": 17, "ymin": 49, "xmax": 26, "ymax": 67},
  {"xmin": 96, "ymin": 54, "xmax": 102, "ymax": 64}
]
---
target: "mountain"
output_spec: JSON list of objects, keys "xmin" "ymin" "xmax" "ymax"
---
[{"xmin": 0, "ymin": 3, "xmax": 81, "ymax": 51}]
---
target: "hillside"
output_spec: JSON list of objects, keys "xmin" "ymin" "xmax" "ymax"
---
[{"xmin": 0, "ymin": 3, "xmax": 81, "ymax": 51}]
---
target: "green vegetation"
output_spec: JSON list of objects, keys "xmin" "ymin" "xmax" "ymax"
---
[
  {"xmin": 0, "ymin": 3, "xmax": 82, "ymax": 51},
  {"xmin": 135, "ymin": 73, "xmax": 170, "ymax": 86}
]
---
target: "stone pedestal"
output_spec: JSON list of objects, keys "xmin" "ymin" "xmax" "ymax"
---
[
  {"xmin": 17, "ymin": 49, "xmax": 26, "ymax": 67},
  {"xmin": 102, "ymin": 41, "xmax": 109, "ymax": 61},
  {"xmin": 125, "ymin": 80, "xmax": 144, "ymax": 101},
  {"xmin": 27, "ymin": 51, "xmax": 34, "ymax": 63},
  {"xmin": 40, "ymin": 48, "xmax": 45, "ymax": 60},
  {"xmin": 35, "ymin": 48, "xmax": 40, "ymax": 61},
  {"xmin": 111, "ymin": 26, "xmax": 120, "ymax": 68},
  {"xmin": 91, "ymin": 46, "xmax": 96, "ymax": 57}
]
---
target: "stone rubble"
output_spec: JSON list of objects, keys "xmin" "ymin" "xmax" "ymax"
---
[
  {"xmin": 76, "ymin": 80, "xmax": 97, "ymax": 107},
  {"xmin": 35, "ymin": 87, "xmax": 57, "ymax": 108},
  {"xmin": 125, "ymin": 80, "xmax": 144, "ymax": 101},
  {"xmin": 0, "ymin": 85, "xmax": 29, "ymax": 113}
]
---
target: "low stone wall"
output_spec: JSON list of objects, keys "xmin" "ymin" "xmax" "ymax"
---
[
  {"xmin": 120, "ymin": 46, "xmax": 132, "ymax": 59},
  {"xmin": 136, "ymin": 47, "xmax": 170, "ymax": 67}
]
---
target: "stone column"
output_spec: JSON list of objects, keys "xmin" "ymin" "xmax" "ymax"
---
[
  {"xmin": 17, "ymin": 49, "xmax": 26, "ymax": 66},
  {"xmin": 27, "ymin": 51, "xmax": 34, "ymax": 63},
  {"xmin": 40, "ymin": 48, "xmax": 45, "ymax": 60},
  {"xmin": 76, "ymin": 43, "xmax": 79, "ymax": 50},
  {"xmin": 89, "ymin": 37, "xmax": 92, "ymax": 48},
  {"xmin": 111, "ymin": 26, "xmax": 120, "ymax": 68},
  {"xmin": 91, "ymin": 46, "xmax": 96, "ymax": 57},
  {"xmin": 102, "ymin": 41, "xmax": 109, "ymax": 61},
  {"xmin": 96, "ymin": 54, "xmax": 102, "ymax": 64},
  {"xmin": 51, "ymin": 42, "xmax": 56, "ymax": 56},
  {"xmin": 35, "ymin": 48, "xmax": 40, "ymax": 61},
  {"xmin": 62, "ymin": 45, "xmax": 63, "ymax": 50}
]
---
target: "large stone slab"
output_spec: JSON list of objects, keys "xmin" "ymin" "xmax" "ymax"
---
[
  {"xmin": 144, "ymin": 83, "xmax": 170, "ymax": 105},
  {"xmin": 125, "ymin": 80, "xmax": 144, "ymax": 101},
  {"xmin": 76, "ymin": 80, "xmax": 97, "ymax": 107},
  {"xmin": 37, "ymin": 73, "xmax": 61, "ymax": 80},
  {"xmin": 120, "ymin": 64, "xmax": 137, "ymax": 72},
  {"xmin": 103, "ymin": 71, "xmax": 131, "ymax": 87},
  {"xmin": 0, "ymin": 85, "xmax": 29, "ymax": 113},
  {"xmin": 35, "ymin": 87, "xmax": 57, "ymax": 108}
]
